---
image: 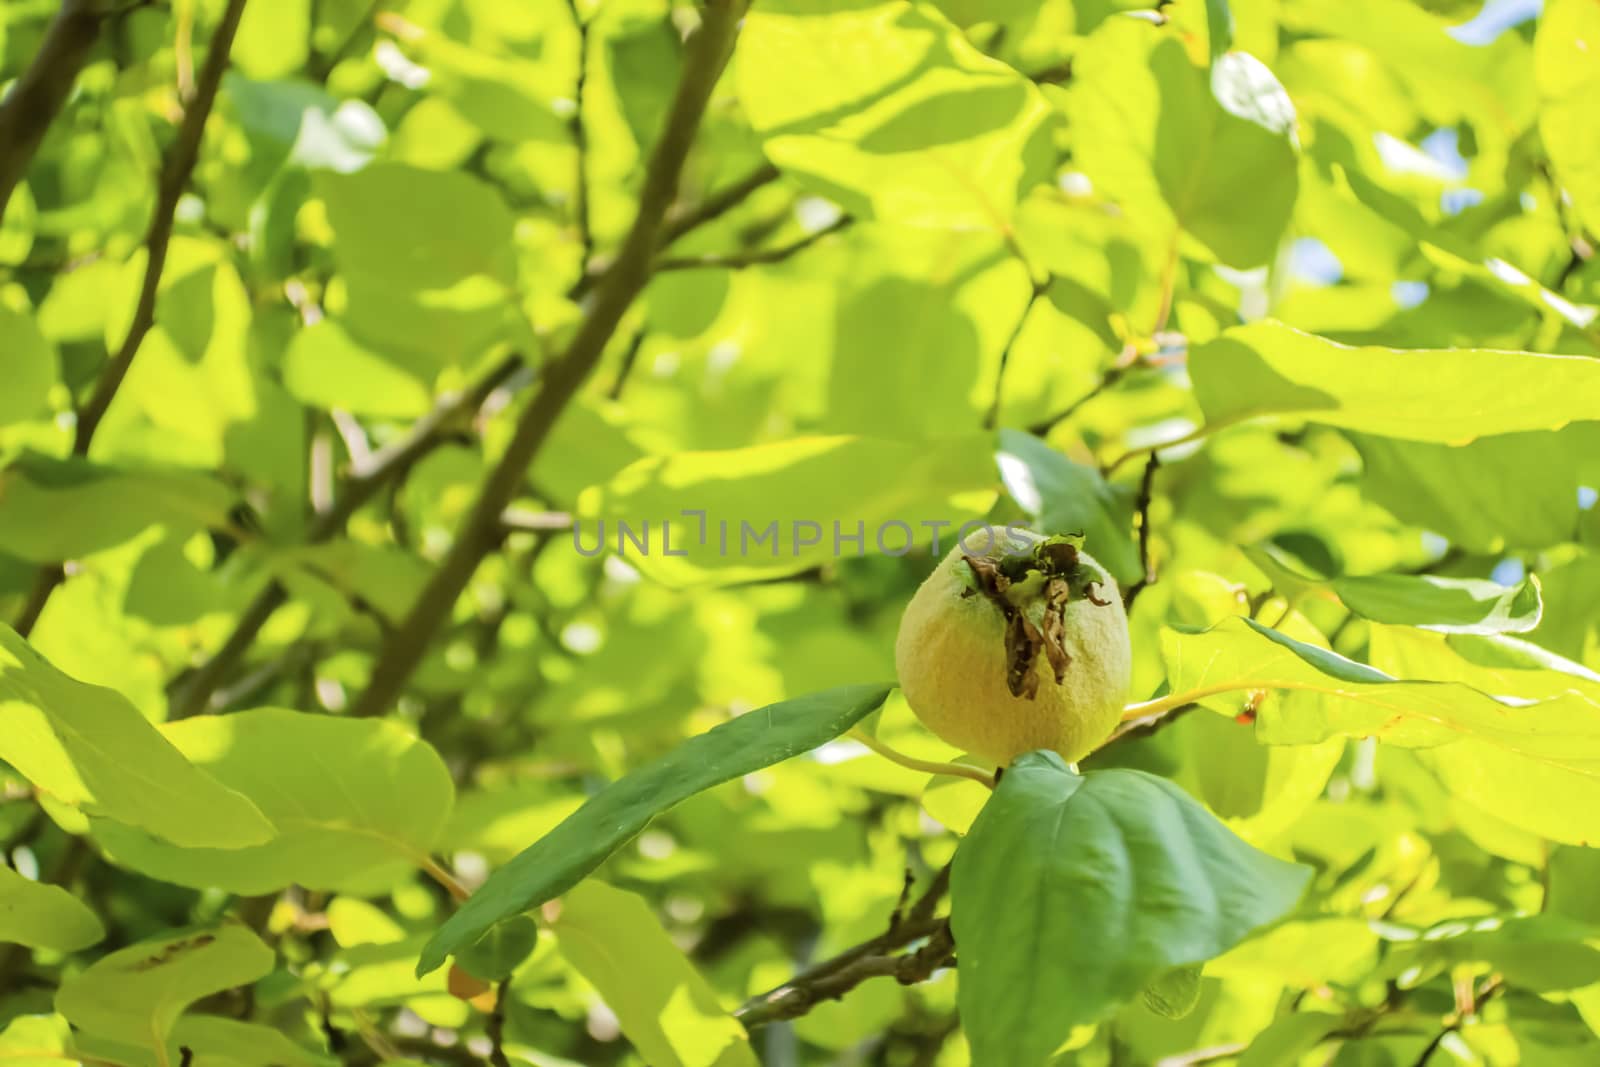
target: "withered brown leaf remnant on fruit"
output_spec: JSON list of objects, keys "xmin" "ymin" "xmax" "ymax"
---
[{"xmin": 958, "ymin": 534, "xmax": 1114, "ymax": 700}]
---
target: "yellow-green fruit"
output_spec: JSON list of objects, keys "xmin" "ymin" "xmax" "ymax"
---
[{"xmin": 894, "ymin": 529, "xmax": 1132, "ymax": 767}]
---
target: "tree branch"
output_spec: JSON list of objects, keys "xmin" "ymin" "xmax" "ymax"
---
[
  {"xmin": 166, "ymin": 354, "xmax": 523, "ymax": 719},
  {"xmin": 660, "ymin": 160, "xmax": 781, "ymax": 247},
  {"xmin": 349, "ymin": 0, "xmax": 746, "ymax": 718},
  {"xmin": 1026, "ymin": 364, "xmax": 1126, "ymax": 436},
  {"xmin": 564, "ymin": 0, "xmax": 592, "ymax": 268},
  {"xmin": 985, "ymin": 276, "xmax": 1050, "ymax": 430},
  {"xmin": 0, "ymin": 0, "xmax": 106, "ymax": 227},
  {"xmin": 736, "ymin": 864, "xmax": 954, "ymax": 1029},
  {"xmin": 11, "ymin": 0, "xmax": 249, "ymax": 639},
  {"xmin": 1121, "ymin": 451, "xmax": 1160, "ymax": 610},
  {"xmin": 654, "ymin": 214, "xmax": 852, "ymax": 272}
]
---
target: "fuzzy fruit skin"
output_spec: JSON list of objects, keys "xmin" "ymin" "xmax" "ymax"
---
[{"xmin": 894, "ymin": 530, "xmax": 1132, "ymax": 767}]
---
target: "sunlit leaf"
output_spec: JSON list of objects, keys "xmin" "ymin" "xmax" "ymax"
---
[
  {"xmin": 0, "ymin": 864, "xmax": 104, "ymax": 952},
  {"xmin": 0, "ymin": 454, "xmax": 237, "ymax": 563},
  {"xmin": 553, "ymin": 881, "xmax": 758, "ymax": 1067},
  {"xmin": 93, "ymin": 709, "xmax": 454, "ymax": 894},
  {"xmin": 1537, "ymin": 0, "xmax": 1600, "ymax": 233},
  {"xmin": 1070, "ymin": 17, "xmax": 1298, "ymax": 267},
  {"xmin": 55, "ymin": 926, "xmax": 275, "ymax": 1063},
  {"xmin": 578, "ymin": 435, "xmax": 999, "ymax": 586},
  {"xmin": 1191, "ymin": 321, "xmax": 1600, "ymax": 442},
  {"xmin": 0, "ymin": 626, "xmax": 273, "ymax": 849},
  {"xmin": 738, "ymin": 0, "xmax": 1055, "ymax": 229}
]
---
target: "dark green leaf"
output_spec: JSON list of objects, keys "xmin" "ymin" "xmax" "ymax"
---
[
  {"xmin": 950, "ymin": 752, "xmax": 1310, "ymax": 1065},
  {"xmin": 417, "ymin": 684, "xmax": 892, "ymax": 975}
]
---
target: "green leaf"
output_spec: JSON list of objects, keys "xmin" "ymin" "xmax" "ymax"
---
[
  {"xmin": 0, "ymin": 1015, "xmax": 74, "ymax": 1067},
  {"xmin": 0, "ymin": 863, "xmax": 104, "ymax": 952},
  {"xmin": 0, "ymin": 307, "xmax": 57, "ymax": 429},
  {"xmin": 1070, "ymin": 18, "xmax": 1298, "ymax": 267},
  {"xmin": 1369, "ymin": 626, "xmax": 1600, "ymax": 846},
  {"xmin": 552, "ymin": 881, "xmax": 759, "ymax": 1067},
  {"xmin": 317, "ymin": 164, "xmax": 516, "ymax": 289},
  {"xmin": 951, "ymin": 752, "xmax": 1310, "ymax": 1065},
  {"xmin": 455, "ymin": 916, "xmax": 538, "ymax": 982},
  {"xmin": 1205, "ymin": 0, "xmax": 1235, "ymax": 60},
  {"xmin": 0, "ymin": 626, "xmax": 273, "ymax": 849},
  {"xmin": 1162, "ymin": 618, "xmax": 1600, "ymax": 785},
  {"xmin": 93, "ymin": 708, "xmax": 454, "ymax": 894},
  {"xmin": 1334, "ymin": 572, "xmax": 1542, "ymax": 635},
  {"xmin": 737, "ymin": 0, "xmax": 1055, "ymax": 229},
  {"xmin": 997, "ymin": 429, "xmax": 1140, "ymax": 586},
  {"xmin": 1142, "ymin": 964, "xmax": 1204, "ymax": 1019},
  {"xmin": 820, "ymin": 229, "xmax": 1034, "ymax": 441},
  {"xmin": 1400, "ymin": 915, "xmax": 1600, "ymax": 993},
  {"xmin": 417, "ymin": 684, "xmax": 892, "ymax": 976},
  {"xmin": 579, "ymin": 434, "xmax": 999, "ymax": 586},
  {"xmin": 0, "ymin": 453, "xmax": 237, "ymax": 563},
  {"xmin": 226, "ymin": 76, "xmax": 384, "ymax": 174},
  {"xmin": 1155, "ymin": 707, "xmax": 1344, "ymax": 845},
  {"xmin": 55, "ymin": 925, "xmax": 275, "ymax": 1062},
  {"xmin": 1191, "ymin": 321, "xmax": 1600, "ymax": 443},
  {"xmin": 1245, "ymin": 544, "xmax": 1545, "ymax": 634},
  {"xmin": 1538, "ymin": 0, "xmax": 1600, "ymax": 234},
  {"xmin": 1348, "ymin": 430, "xmax": 1584, "ymax": 552},
  {"xmin": 169, "ymin": 1016, "xmax": 336, "ymax": 1067},
  {"xmin": 280, "ymin": 321, "xmax": 433, "ymax": 417}
]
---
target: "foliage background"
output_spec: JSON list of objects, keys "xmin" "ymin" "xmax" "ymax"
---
[{"xmin": 2, "ymin": 0, "xmax": 1600, "ymax": 1064}]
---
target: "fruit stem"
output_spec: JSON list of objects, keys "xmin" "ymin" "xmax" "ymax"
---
[
  {"xmin": 1120, "ymin": 683, "xmax": 1252, "ymax": 721},
  {"xmin": 848, "ymin": 730, "xmax": 997, "ymax": 789}
]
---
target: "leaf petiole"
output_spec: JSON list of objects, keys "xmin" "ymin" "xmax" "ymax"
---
[{"xmin": 848, "ymin": 729, "xmax": 997, "ymax": 789}]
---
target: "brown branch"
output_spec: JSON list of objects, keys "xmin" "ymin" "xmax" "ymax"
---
[
  {"xmin": 985, "ymin": 276, "xmax": 1050, "ymax": 430},
  {"xmin": 166, "ymin": 354, "xmax": 523, "ymax": 719},
  {"xmin": 349, "ymin": 0, "xmax": 746, "ymax": 718},
  {"xmin": 1026, "ymin": 365, "xmax": 1127, "ymax": 436},
  {"xmin": 487, "ymin": 978, "xmax": 512, "ymax": 1067},
  {"xmin": 1411, "ymin": 976, "xmax": 1504, "ymax": 1067},
  {"xmin": 660, "ymin": 160, "xmax": 782, "ymax": 247},
  {"xmin": 76, "ymin": 0, "xmax": 248, "ymax": 453},
  {"xmin": 735, "ymin": 864, "xmax": 953, "ymax": 1030},
  {"xmin": 654, "ymin": 214, "xmax": 852, "ymax": 272},
  {"xmin": 10, "ymin": 0, "xmax": 248, "ymax": 639},
  {"xmin": 564, "ymin": 0, "xmax": 592, "ymax": 267},
  {"xmin": 1121, "ymin": 451, "xmax": 1161, "ymax": 610},
  {"xmin": 0, "ymin": 0, "xmax": 106, "ymax": 227}
]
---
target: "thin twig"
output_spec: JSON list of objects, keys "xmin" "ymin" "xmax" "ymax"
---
[
  {"xmin": 1411, "ymin": 975, "xmax": 1504, "ymax": 1067},
  {"xmin": 1122, "ymin": 452, "xmax": 1160, "ymax": 610},
  {"xmin": 11, "ymin": 0, "xmax": 249, "ymax": 638},
  {"xmin": 487, "ymin": 978, "xmax": 513, "ymax": 1067},
  {"xmin": 606, "ymin": 328, "xmax": 646, "ymax": 400},
  {"xmin": 660, "ymin": 161, "xmax": 781, "ymax": 247},
  {"xmin": 654, "ymin": 214, "xmax": 851, "ymax": 272},
  {"xmin": 736, "ymin": 866, "xmax": 954, "ymax": 1029},
  {"xmin": 1156, "ymin": 1043, "xmax": 1246, "ymax": 1067},
  {"xmin": 166, "ymin": 355, "xmax": 523, "ymax": 719},
  {"xmin": 312, "ymin": 0, "xmax": 383, "ymax": 84},
  {"xmin": 0, "ymin": 0, "xmax": 106, "ymax": 226},
  {"xmin": 564, "ymin": 0, "xmax": 592, "ymax": 267},
  {"xmin": 985, "ymin": 276, "xmax": 1050, "ymax": 429},
  {"xmin": 1025, "ymin": 365, "xmax": 1126, "ymax": 436},
  {"xmin": 1103, "ymin": 422, "xmax": 1212, "ymax": 477},
  {"xmin": 350, "ymin": 0, "xmax": 747, "ymax": 718}
]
